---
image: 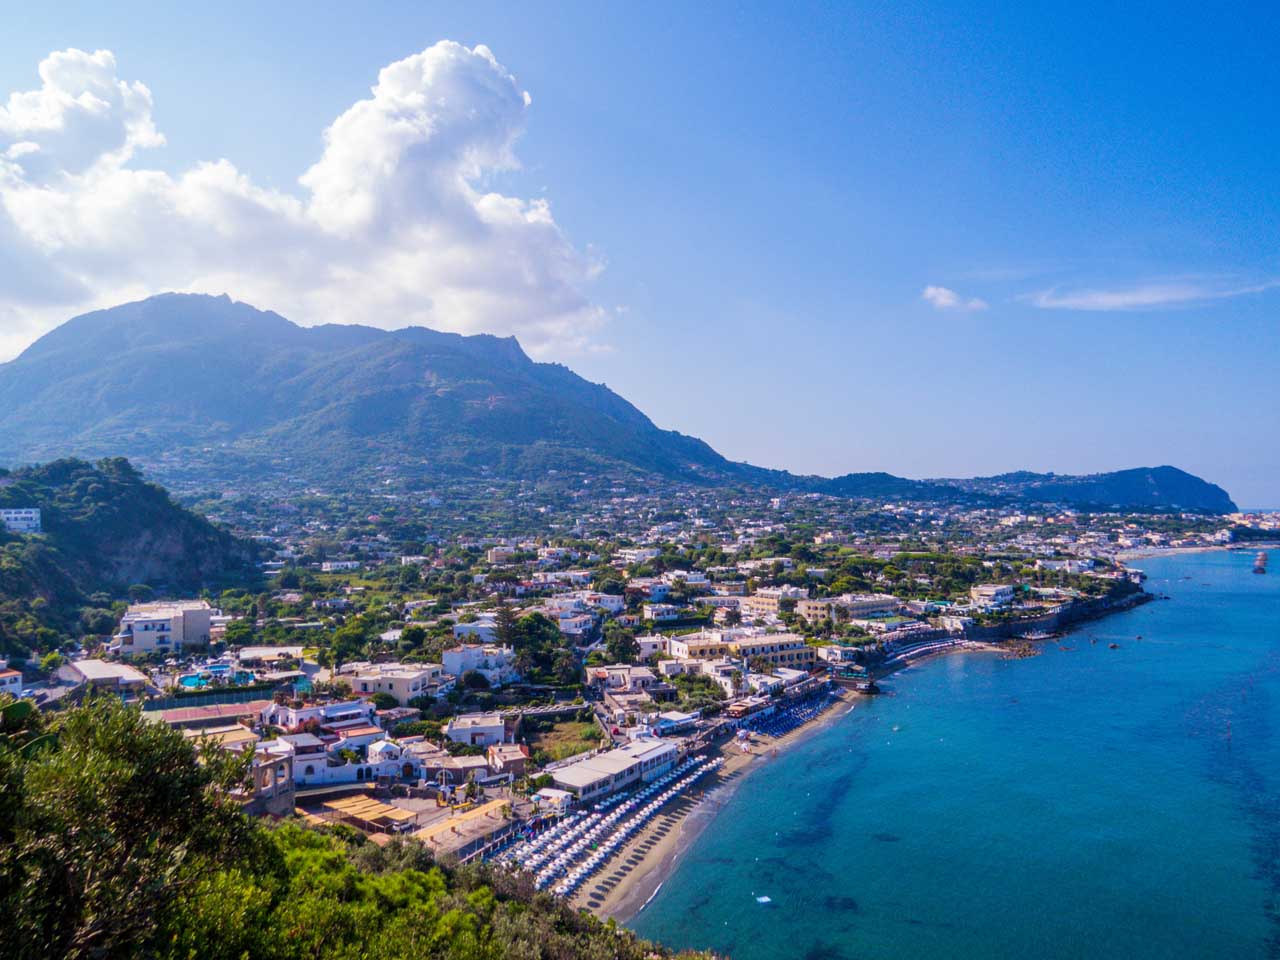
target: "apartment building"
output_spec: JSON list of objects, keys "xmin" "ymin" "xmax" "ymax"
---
[
  {"xmin": 729, "ymin": 633, "xmax": 816, "ymax": 669},
  {"xmin": 970, "ymin": 584, "xmax": 1016, "ymax": 607},
  {"xmin": 796, "ymin": 593, "xmax": 900, "ymax": 623},
  {"xmin": 348, "ymin": 662, "xmax": 451, "ymax": 706},
  {"xmin": 0, "ymin": 508, "xmax": 41, "ymax": 533},
  {"xmin": 114, "ymin": 600, "xmax": 215, "ymax": 655}
]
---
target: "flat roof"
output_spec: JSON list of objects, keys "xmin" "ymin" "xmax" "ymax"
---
[
  {"xmin": 280, "ymin": 732, "xmax": 325, "ymax": 748},
  {"xmin": 553, "ymin": 739, "xmax": 677, "ymax": 787},
  {"xmin": 185, "ymin": 725, "xmax": 259, "ymax": 749},
  {"xmin": 237, "ymin": 646, "xmax": 304, "ymax": 659},
  {"xmin": 73, "ymin": 660, "xmax": 148, "ymax": 684},
  {"xmin": 334, "ymin": 725, "xmax": 383, "ymax": 739}
]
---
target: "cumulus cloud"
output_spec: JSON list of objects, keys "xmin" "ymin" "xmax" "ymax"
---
[
  {"xmin": 0, "ymin": 43, "xmax": 604, "ymax": 359},
  {"xmin": 1029, "ymin": 278, "xmax": 1280, "ymax": 311},
  {"xmin": 921, "ymin": 285, "xmax": 987, "ymax": 312}
]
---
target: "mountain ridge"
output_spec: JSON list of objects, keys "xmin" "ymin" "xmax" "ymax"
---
[{"xmin": 0, "ymin": 294, "xmax": 1238, "ymax": 513}]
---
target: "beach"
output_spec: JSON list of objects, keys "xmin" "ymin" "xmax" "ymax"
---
[
  {"xmin": 630, "ymin": 549, "xmax": 1280, "ymax": 959},
  {"xmin": 578, "ymin": 588, "xmax": 1166, "ymax": 923},
  {"xmin": 577, "ymin": 690, "xmax": 856, "ymax": 922},
  {"xmin": 586, "ymin": 644, "xmax": 1024, "ymax": 921}
]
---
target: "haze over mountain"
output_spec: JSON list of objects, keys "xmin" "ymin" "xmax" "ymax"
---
[{"xmin": 0, "ymin": 295, "xmax": 1237, "ymax": 513}]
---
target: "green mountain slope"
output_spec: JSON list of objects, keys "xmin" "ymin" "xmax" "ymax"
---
[
  {"xmin": 0, "ymin": 294, "xmax": 1239, "ymax": 513},
  {"xmin": 934, "ymin": 466, "xmax": 1238, "ymax": 514},
  {"xmin": 0, "ymin": 458, "xmax": 258, "ymax": 658}
]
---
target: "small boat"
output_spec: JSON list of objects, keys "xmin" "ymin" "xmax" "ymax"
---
[
  {"xmin": 1109, "ymin": 643, "xmax": 1120, "ymax": 650},
  {"xmin": 1254, "ymin": 552, "xmax": 1268, "ymax": 574},
  {"xmin": 755, "ymin": 895, "xmax": 773, "ymax": 904}
]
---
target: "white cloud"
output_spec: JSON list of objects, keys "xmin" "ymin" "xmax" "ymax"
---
[
  {"xmin": 0, "ymin": 43, "xmax": 604, "ymax": 360},
  {"xmin": 921, "ymin": 284, "xmax": 988, "ymax": 312},
  {"xmin": 1029, "ymin": 278, "xmax": 1280, "ymax": 311}
]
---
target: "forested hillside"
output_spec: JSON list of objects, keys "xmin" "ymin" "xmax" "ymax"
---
[
  {"xmin": 0, "ymin": 458, "xmax": 257, "ymax": 658},
  {"xmin": 0, "ymin": 695, "xmax": 713, "ymax": 960}
]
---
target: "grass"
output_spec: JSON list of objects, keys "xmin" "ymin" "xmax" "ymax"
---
[{"xmin": 525, "ymin": 720, "xmax": 603, "ymax": 764}]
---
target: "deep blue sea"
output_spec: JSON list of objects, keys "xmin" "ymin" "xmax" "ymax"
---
[{"xmin": 632, "ymin": 550, "xmax": 1280, "ymax": 959}]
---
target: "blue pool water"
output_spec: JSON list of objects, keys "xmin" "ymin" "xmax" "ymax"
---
[
  {"xmin": 178, "ymin": 670, "xmax": 255, "ymax": 688},
  {"xmin": 632, "ymin": 550, "xmax": 1280, "ymax": 959}
]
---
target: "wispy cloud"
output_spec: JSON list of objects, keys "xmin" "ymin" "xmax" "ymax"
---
[
  {"xmin": 921, "ymin": 285, "xmax": 988, "ymax": 312},
  {"xmin": 1029, "ymin": 278, "xmax": 1280, "ymax": 311}
]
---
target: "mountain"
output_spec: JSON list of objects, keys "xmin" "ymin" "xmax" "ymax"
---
[
  {"xmin": 0, "ymin": 293, "xmax": 735, "ymax": 482},
  {"xmin": 0, "ymin": 294, "xmax": 1239, "ymax": 513},
  {"xmin": 934, "ymin": 467, "xmax": 1239, "ymax": 514},
  {"xmin": 0, "ymin": 457, "xmax": 259, "ymax": 658}
]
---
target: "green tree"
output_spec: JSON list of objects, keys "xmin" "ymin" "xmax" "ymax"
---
[
  {"xmin": 493, "ymin": 601, "xmax": 518, "ymax": 648},
  {"xmin": 604, "ymin": 621, "xmax": 640, "ymax": 664},
  {"xmin": 0, "ymin": 694, "xmax": 255, "ymax": 957},
  {"xmin": 222, "ymin": 618, "xmax": 255, "ymax": 646}
]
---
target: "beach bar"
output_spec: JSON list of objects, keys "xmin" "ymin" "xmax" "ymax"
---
[{"xmin": 551, "ymin": 739, "xmax": 679, "ymax": 803}]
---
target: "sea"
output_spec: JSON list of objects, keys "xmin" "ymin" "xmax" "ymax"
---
[{"xmin": 631, "ymin": 549, "xmax": 1280, "ymax": 960}]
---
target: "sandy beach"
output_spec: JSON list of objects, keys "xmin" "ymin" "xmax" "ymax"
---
[
  {"xmin": 575, "ymin": 690, "xmax": 858, "ymax": 924},
  {"xmin": 1116, "ymin": 542, "xmax": 1278, "ymax": 562},
  {"xmin": 577, "ymin": 613, "xmax": 1137, "ymax": 923}
]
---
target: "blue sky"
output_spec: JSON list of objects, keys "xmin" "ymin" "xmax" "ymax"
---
[{"xmin": 0, "ymin": 2, "xmax": 1276, "ymax": 506}]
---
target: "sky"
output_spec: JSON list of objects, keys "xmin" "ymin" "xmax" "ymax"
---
[{"xmin": 0, "ymin": 2, "xmax": 1276, "ymax": 507}]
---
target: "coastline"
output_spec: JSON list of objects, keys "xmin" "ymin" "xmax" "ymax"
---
[
  {"xmin": 601, "ymin": 595, "xmax": 1151, "ymax": 926},
  {"xmin": 593, "ymin": 692, "xmax": 856, "ymax": 925},
  {"xmin": 1117, "ymin": 541, "xmax": 1279, "ymax": 562}
]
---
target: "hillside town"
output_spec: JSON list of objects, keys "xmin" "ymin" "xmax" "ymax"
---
[{"xmin": 5, "ymin": 478, "xmax": 1275, "ymax": 917}]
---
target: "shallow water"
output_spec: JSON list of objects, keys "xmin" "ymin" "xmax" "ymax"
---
[{"xmin": 632, "ymin": 550, "xmax": 1280, "ymax": 959}]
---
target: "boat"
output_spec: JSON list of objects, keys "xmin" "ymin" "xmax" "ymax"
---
[
  {"xmin": 1254, "ymin": 552, "xmax": 1268, "ymax": 575},
  {"xmin": 1108, "ymin": 643, "xmax": 1120, "ymax": 650}
]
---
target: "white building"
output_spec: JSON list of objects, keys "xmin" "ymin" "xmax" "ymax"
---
[
  {"xmin": 69, "ymin": 659, "xmax": 149, "ymax": 692},
  {"xmin": 0, "ymin": 663, "xmax": 24, "ymax": 697},
  {"xmin": 261, "ymin": 698, "xmax": 375, "ymax": 731},
  {"xmin": 0, "ymin": 508, "xmax": 41, "ymax": 534},
  {"xmin": 442, "ymin": 643, "xmax": 519, "ymax": 687},
  {"xmin": 643, "ymin": 603, "xmax": 684, "ymax": 622},
  {"xmin": 970, "ymin": 584, "xmax": 1016, "ymax": 608},
  {"xmin": 444, "ymin": 712, "xmax": 507, "ymax": 747},
  {"xmin": 550, "ymin": 738, "xmax": 679, "ymax": 801},
  {"xmin": 452, "ymin": 615, "xmax": 498, "ymax": 644},
  {"xmin": 617, "ymin": 547, "xmax": 661, "ymax": 565},
  {"xmin": 321, "ymin": 560, "xmax": 362, "ymax": 573},
  {"xmin": 347, "ymin": 662, "xmax": 452, "ymax": 705},
  {"xmin": 114, "ymin": 600, "xmax": 215, "ymax": 655}
]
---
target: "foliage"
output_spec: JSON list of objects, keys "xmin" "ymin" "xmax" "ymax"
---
[
  {"xmin": 603, "ymin": 621, "xmax": 639, "ymax": 664},
  {"xmin": 0, "ymin": 694, "xmax": 711, "ymax": 960},
  {"xmin": 0, "ymin": 458, "xmax": 259, "ymax": 659}
]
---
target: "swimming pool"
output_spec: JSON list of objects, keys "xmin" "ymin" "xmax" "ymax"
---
[{"xmin": 178, "ymin": 670, "xmax": 255, "ymax": 689}]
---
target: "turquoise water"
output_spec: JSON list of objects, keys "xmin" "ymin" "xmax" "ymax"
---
[
  {"xmin": 178, "ymin": 670, "xmax": 255, "ymax": 688},
  {"xmin": 632, "ymin": 550, "xmax": 1280, "ymax": 959}
]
